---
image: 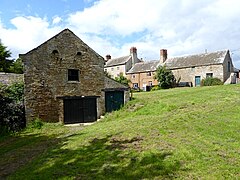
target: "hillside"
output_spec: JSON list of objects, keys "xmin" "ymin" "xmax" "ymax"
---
[{"xmin": 1, "ymin": 84, "xmax": 240, "ymax": 179}]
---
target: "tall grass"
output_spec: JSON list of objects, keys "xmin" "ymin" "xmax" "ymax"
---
[{"xmin": 1, "ymin": 84, "xmax": 240, "ymax": 179}]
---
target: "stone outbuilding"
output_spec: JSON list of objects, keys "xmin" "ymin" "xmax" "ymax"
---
[
  {"xmin": 164, "ymin": 49, "xmax": 235, "ymax": 86},
  {"xmin": 20, "ymin": 29, "xmax": 129, "ymax": 124},
  {"xmin": 104, "ymin": 76, "xmax": 130, "ymax": 112}
]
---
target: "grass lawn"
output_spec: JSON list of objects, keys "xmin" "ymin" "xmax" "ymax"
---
[{"xmin": 1, "ymin": 84, "xmax": 240, "ymax": 179}]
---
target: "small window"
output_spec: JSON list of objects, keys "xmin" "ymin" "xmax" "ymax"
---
[
  {"xmin": 132, "ymin": 74, "xmax": 135, "ymax": 78},
  {"xmin": 111, "ymin": 67, "xmax": 114, "ymax": 71},
  {"xmin": 68, "ymin": 69, "xmax": 79, "ymax": 81},
  {"xmin": 133, "ymin": 83, "xmax": 138, "ymax": 88},
  {"xmin": 206, "ymin": 73, "xmax": 213, "ymax": 78},
  {"xmin": 146, "ymin": 72, "xmax": 151, "ymax": 76},
  {"xmin": 117, "ymin": 67, "xmax": 119, "ymax": 70},
  {"xmin": 149, "ymin": 81, "xmax": 153, "ymax": 86}
]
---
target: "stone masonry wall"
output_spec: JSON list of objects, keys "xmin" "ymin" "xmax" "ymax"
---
[
  {"xmin": 105, "ymin": 64, "xmax": 126, "ymax": 79},
  {"xmin": 222, "ymin": 52, "xmax": 234, "ymax": 82},
  {"xmin": 20, "ymin": 29, "xmax": 105, "ymax": 123},
  {"xmin": 0, "ymin": 73, "xmax": 23, "ymax": 85},
  {"xmin": 171, "ymin": 64, "xmax": 224, "ymax": 86}
]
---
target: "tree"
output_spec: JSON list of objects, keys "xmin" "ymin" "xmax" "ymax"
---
[
  {"xmin": 10, "ymin": 58, "xmax": 24, "ymax": 74},
  {"xmin": 115, "ymin": 73, "xmax": 131, "ymax": 87},
  {"xmin": 0, "ymin": 40, "xmax": 13, "ymax": 72},
  {"xmin": 154, "ymin": 65, "xmax": 175, "ymax": 89}
]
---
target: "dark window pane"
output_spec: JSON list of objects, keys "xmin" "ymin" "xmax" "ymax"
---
[{"xmin": 68, "ymin": 69, "xmax": 79, "ymax": 81}]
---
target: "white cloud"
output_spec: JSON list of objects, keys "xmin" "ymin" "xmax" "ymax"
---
[
  {"xmin": 0, "ymin": 16, "xmax": 62, "ymax": 58},
  {"xmin": 52, "ymin": 16, "xmax": 62, "ymax": 25},
  {"xmin": 1, "ymin": 0, "xmax": 240, "ymax": 67},
  {"xmin": 67, "ymin": 0, "xmax": 166, "ymax": 36}
]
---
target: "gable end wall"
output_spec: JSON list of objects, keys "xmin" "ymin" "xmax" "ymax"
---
[{"xmin": 21, "ymin": 30, "xmax": 105, "ymax": 123}]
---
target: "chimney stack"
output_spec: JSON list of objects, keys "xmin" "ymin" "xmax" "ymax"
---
[
  {"xmin": 160, "ymin": 49, "xmax": 167, "ymax": 64},
  {"xmin": 130, "ymin": 47, "xmax": 138, "ymax": 65},
  {"xmin": 105, "ymin": 54, "xmax": 111, "ymax": 61}
]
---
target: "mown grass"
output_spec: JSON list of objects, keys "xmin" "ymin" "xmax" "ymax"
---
[{"xmin": 1, "ymin": 84, "xmax": 240, "ymax": 179}]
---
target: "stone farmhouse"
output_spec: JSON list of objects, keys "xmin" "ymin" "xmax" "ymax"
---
[
  {"xmin": 20, "ymin": 29, "xmax": 129, "ymax": 124},
  {"xmin": 106, "ymin": 48, "xmax": 236, "ymax": 89},
  {"xmin": 126, "ymin": 49, "xmax": 167, "ymax": 90},
  {"xmin": 104, "ymin": 47, "xmax": 141, "ymax": 79},
  {"xmin": 164, "ymin": 49, "xmax": 236, "ymax": 86},
  {"xmin": 126, "ymin": 61, "xmax": 159, "ymax": 90}
]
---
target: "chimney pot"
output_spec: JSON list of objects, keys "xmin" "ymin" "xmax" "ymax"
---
[
  {"xmin": 106, "ymin": 54, "xmax": 111, "ymax": 61},
  {"xmin": 130, "ymin": 47, "xmax": 138, "ymax": 65},
  {"xmin": 130, "ymin": 47, "xmax": 137, "ymax": 54}
]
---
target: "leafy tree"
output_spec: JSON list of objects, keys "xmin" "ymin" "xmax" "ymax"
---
[
  {"xmin": 10, "ymin": 58, "xmax": 24, "ymax": 74},
  {"xmin": 115, "ymin": 73, "xmax": 131, "ymax": 87},
  {"xmin": 0, "ymin": 40, "xmax": 13, "ymax": 72},
  {"xmin": 154, "ymin": 65, "xmax": 175, "ymax": 89}
]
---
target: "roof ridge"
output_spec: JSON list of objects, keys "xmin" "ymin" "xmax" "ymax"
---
[{"xmin": 169, "ymin": 49, "xmax": 228, "ymax": 59}]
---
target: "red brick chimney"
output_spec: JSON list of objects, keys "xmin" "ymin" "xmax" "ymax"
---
[
  {"xmin": 160, "ymin": 49, "xmax": 167, "ymax": 64},
  {"xmin": 130, "ymin": 47, "xmax": 138, "ymax": 65},
  {"xmin": 105, "ymin": 54, "xmax": 111, "ymax": 61}
]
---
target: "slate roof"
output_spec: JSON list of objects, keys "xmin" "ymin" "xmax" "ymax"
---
[
  {"xmin": 165, "ymin": 50, "xmax": 228, "ymax": 69},
  {"xmin": 105, "ymin": 55, "xmax": 131, "ymax": 67},
  {"xmin": 104, "ymin": 76, "xmax": 129, "ymax": 91},
  {"xmin": 127, "ymin": 60, "xmax": 160, "ymax": 74}
]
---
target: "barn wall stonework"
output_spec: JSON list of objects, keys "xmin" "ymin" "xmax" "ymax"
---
[
  {"xmin": 171, "ymin": 64, "xmax": 224, "ymax": 86},
  {"xmin": 20, "ymin": 29, "xmax": 105, "ymax": 123}
]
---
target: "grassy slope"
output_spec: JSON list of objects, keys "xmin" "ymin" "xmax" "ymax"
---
[{"xmin": 1, "ymin": 84, "xmax": 240, "ymax": 179}]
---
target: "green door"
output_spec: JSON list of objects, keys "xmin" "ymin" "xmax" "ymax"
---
[
  {"xmin": 195, "ymin": 76, "xmax": 201, "ymax": 86},
  {"xmin": 105, "ymin": 91, "xmax": 124, "ymax": 112}
]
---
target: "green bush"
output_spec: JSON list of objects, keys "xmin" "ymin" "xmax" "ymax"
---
[
  {"xmin": 201, "ymin": 77, "xmax": 223, "ymax": 86},
  {"xmin": 0, "ymin": 82, "xmax": 25, "ymax": 136},
  {"xmin": 131, "ymin": 88, "xmax": 143, "ymax": 93},
  {"xmin": 151, "ymin": 86, "xmax": 161, "ymax": 91},
  {"xmin": 28, "ymin": 118, "xmax": 44, "ymax": 130},
  {"xmin": 5, "ymin": 82, "xmax": 24, "ymax": 102}
]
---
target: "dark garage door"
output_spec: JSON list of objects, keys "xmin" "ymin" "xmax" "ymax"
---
[
  {"xmin": 64, "ymin": 97, "xmax": 97, "ymax": 124},
  {"xmin": 105, "ymin": 91, "xmax": 124, "ymax": 112}
]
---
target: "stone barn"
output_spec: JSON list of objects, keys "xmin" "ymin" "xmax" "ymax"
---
[
  {"xmin": 163, "ymin": 49, "xmax": 235, "ymax": 86},
  {"xmin": 20, "ymin": 29, "xmax": 128, "ymax": 124}
]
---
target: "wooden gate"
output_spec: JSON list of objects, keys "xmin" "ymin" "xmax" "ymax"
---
[{"xmin": 64, "ymin": 97, "xmax": 97, "ymax": 124}]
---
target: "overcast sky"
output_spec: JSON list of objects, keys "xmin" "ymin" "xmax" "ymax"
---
[{"xmin": 1, "ymin": 0, "xmax": 240, "ymax": 68}]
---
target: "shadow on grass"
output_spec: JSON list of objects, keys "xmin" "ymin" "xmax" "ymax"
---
[
  {"xmin": 10, "ymin": 134, "xmax": 181, "ymax": 179},
  {"xmin": 0, "ymin": 132, "xmax": 69, "ymax": 178}
]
